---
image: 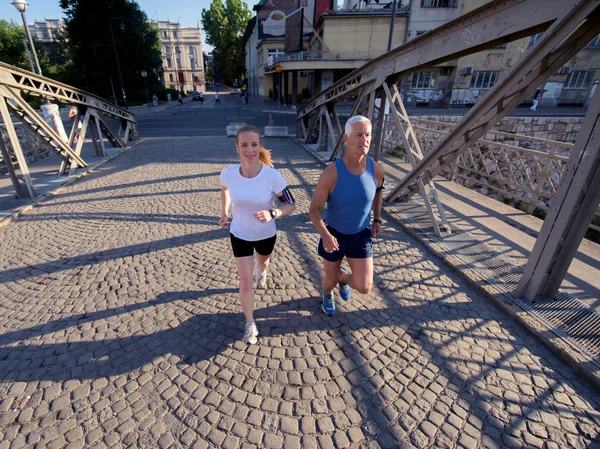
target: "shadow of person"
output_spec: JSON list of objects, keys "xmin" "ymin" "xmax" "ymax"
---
[{"xmin": 0, "ymin": 290, "xmax": 414, "ymax": 383}]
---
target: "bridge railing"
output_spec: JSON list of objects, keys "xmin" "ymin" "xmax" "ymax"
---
[{"xmin": 384, "ymin": 117, "xmax": 600, "ymax": 232}]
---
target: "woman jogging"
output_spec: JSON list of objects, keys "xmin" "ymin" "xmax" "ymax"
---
[{"xmin": 219, "ymin": 125, "xmax": 296, "ymax": 344}]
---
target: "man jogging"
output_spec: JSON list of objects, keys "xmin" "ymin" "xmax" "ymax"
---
[{"xmin": 309, "ymin": 115, "xmax": 385, "ymax": 316}]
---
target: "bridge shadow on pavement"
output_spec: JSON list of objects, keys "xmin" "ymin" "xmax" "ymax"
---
[{"xmin": 0, "ymin": 137, "xmax": 599, "ymax": 448}]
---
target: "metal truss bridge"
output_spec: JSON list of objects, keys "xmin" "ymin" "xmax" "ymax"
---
[
  {"xmin": 297, "ymin": 0, "xmax": 600, "ymax": 302},
  {"xmin": 0, "ymin": 61, "xmax": 137, "ymax": 199}
]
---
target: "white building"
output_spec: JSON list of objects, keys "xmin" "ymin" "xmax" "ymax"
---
[
  {"xmin": 29, "ymin": 18, "xmax": 64, "ymax": 43},
  {"xmin": 157, "ymin": 21, "xmax": 205, "ymax": 92}
]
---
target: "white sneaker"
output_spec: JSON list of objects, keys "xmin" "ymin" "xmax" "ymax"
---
[
  {"xmin": 244, "ymin": 322, "xmax": 259, "ymax": 345},
  {"xmin": 254, "ymin": 262, "xmax": 268, "ymax": 288}
]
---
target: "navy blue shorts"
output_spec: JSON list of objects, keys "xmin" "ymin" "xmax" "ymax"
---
[{"xmin": 317, "ymin": 226, "xmax": 373, "ymax": 262}]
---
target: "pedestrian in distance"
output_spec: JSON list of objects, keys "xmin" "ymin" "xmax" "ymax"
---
[
  {"xmin": 152, "ymin": 93, "xmax": 158, "ymax": 107},
  {"xmin": 167, "ymin": 93, "xmax": 172, "ymax": 104},
  {"xmin": 68, "ymin": 105, "xmax": 82, "ymax": 144},
  {"xmin": 178, "ymin": 93, "xmax": 183, "ymax": 105},
  {"xmin": 219, "ymin": 125, "xmax": 296, "ymax": 344},
  {"xmin": 309, "ymin": 115, "xmax": 385, "ymax": 316},
  {"xmin": 530, "ymin": 89, "xmax": 541, "ymax": 111},
  {"xmin": 199, "ymin": 92, "xmax": 204, "ymax": 104},
  {"xmin": 215, "ymin": 91, "xmax": 221, "ymax": 106}
]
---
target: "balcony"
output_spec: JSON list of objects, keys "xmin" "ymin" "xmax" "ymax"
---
[{"xmin": 263, "ymin": 51, "xmax": 387, "ymax": 73}]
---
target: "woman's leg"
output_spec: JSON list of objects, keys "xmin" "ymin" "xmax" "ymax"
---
[
  {"xmin": 234, "ymin": 256, "xmax": 255, "ymax": 323},
  {"xmin": 255, "ymin": 252, "xmax": 271, "ymax": 273}
]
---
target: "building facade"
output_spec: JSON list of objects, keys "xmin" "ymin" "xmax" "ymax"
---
[
  {"xmin": 156, "ymin": 21, "xmax": 205, "ymax": 92},
  {"xmin": 244, "ymin": 0, "xmax": 598, "ymax": 108},
  {"xmin": 245, "ymin": 0, "xmax": 408, "ymax": 103},
  {"xmin": 401, "ymin": 0, "xmax": 599, "ymax": 108},
  {"xmin": 28, "ymin": 18, "xmax": 67, "ymax": 66}
]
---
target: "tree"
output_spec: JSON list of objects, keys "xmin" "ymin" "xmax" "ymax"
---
[
  {"xmin": 201, "ymin": 0, "xmax": 251, "ymax": 85},
  {"xmin": 0, "ymin": 20, "xmax": 67, "ymax": 83},
  {"xmin": 0, "ymin": 20, "xmax": 29, "ymax": 68},
  {"xmin": 59, "ymin": 0, "xmax": 163, "ymax": 105}
]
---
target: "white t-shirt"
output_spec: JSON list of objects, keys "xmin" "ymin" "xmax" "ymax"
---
[{"xmin": 220, "ymin": 164, "xmax": 288, "ymax": 241}]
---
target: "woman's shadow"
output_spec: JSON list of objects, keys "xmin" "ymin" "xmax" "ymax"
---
[{"xmin": 0, "ymin": 289, "xmax": 401, "ymax": 383}]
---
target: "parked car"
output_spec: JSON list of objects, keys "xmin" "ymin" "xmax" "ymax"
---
[
  {"xmin": 191, "ymin": 92, "xmax": 204, "ymax": 103},
  {"xmin": 230, "ymin": 88, "xmax": 243, "ymax": 95}
]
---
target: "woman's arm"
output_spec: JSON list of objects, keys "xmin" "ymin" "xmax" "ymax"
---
[{"xmin": 219, "ymin": 186, "xmax": 231, "ymax": 228}]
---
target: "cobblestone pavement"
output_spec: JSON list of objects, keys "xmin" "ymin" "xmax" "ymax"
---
[{"xmin": 1, "ymin": 137, "xmax": 599, "ymax": 449}]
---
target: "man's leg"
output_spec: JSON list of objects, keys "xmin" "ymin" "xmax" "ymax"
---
[
  {"xmin": 341, "ymin": 257, "xmax": 374, "ymax": 295},
  {"xmin": 322, "ymin": 259, "xmax": 343, "ymax": 295}
]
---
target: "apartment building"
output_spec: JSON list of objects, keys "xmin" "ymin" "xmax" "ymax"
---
[{"xmin": 157, "ymin": 21, "xmax": 205, "ymax": 92}]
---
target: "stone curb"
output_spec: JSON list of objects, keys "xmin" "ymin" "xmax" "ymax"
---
[
  {"xmin": 264, "ymin": 126, "xmax": 288, "ymax": 137},
  {"xmin": 293, "ymin": 137, "xmax": 600, "ymax": 391},
  {"xmin": 0, "ymin": 139, "xmax": 143, "ymax": 230}
]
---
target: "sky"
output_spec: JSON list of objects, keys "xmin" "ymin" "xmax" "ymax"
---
[{"xmin": 0, "ymin": 0, "xmax": 254, "ymax": 52}]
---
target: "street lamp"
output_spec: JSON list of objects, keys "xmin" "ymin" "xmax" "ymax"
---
[
  {"xmin": 12, "ymin": 0, "xmax": 42, "ymax": 76},
  {"xmin": 141, "ymin": 71, "xmax": 150, "ymax": 110},
  {"xmin": 109, "ymin": 17, "xmax": 128, "ymax": 109},
  {"xmin": 12, "ymin": 0, "xmax": 69, "ymax": 143}
]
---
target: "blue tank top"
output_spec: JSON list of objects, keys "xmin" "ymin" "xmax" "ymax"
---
[{"xmin": 324, "ymin": 157, "xmax": 377, "ymax": 235}]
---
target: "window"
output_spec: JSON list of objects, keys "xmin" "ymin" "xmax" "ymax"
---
[
  {"xmin": 586, "ymin": 35, "xmax": 600, "ymax": 49},
  {"xmin": 421, "ymin": 0, "xmax": 457, "ymax": 7},
  {"xmin": 167, "ymin": 58, "xmax": 172, "ymax": 68},
  {"xmin": 163, "ymin": 31, "xmax": 168, "ymax": 38},
  {"xmin": 564, "ymin": 71, "xmax": 592, "ymax": 89},
  {"xmin": 169, "ymin": 74, "xmax": 174, "ymax": 82},
  {"xmin": 411, "ymin": 72, "xmax": 437, "ymax": 89},
  {"xmin": 173, "ymin": 31, "xmax": 178, "ymax": 39},
  {"xmin": 470, "ymin": 71, "xmax": 499, "ymax": 89}
]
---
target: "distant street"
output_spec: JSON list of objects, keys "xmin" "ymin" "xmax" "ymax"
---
[{"xmin": 135, "ymin": 93, "xmax": 299, "ymax": 137}]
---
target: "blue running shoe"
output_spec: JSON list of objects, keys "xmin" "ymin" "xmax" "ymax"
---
[
  {"xmin": 322, "ymin": 293, "xmax": 336, "ymax": 316},
  {"xmin": 339, "ymin": 268, "xmax": 351, "ymax": 301}
]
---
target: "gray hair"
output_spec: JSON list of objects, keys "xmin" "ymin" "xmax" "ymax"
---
[{"xmin": 344, "ymin": 115, "xmax": 371, "ymax": 135}]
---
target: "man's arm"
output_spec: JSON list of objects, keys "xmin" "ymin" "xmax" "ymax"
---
[
  {"xmin": 372, "ymin": 162, "xmax": 385, "ymax": 237},
  {"xmin": 309, "ymin": 165, "xmax": 336, "ymax": 239}
]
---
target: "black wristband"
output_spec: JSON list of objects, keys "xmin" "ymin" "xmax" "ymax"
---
[{"xmin": 373, "ymin": 218, "xmax": 382, "ymax": 224}]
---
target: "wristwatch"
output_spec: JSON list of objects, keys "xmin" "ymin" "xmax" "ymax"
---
[
  {"xmin": 269, "ymin": 209, "xmax": 277, "ymax": 220},
  {"xmin": 373, "ymin": 218, "xmax": 382, "ymax": 224}
]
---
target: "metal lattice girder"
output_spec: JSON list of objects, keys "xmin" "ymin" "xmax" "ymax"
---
[
  {"xmin": 385, "ymin": 0, "xmax": 600, "ymax": 202},
  {"xmin": 0, "ymin": 84, "xmax": 87, "ymax": 168},
  {"xmin": 382, "ymin": 83, "xmax": 450, "ymax": 236},
  {"xmin": 0, "ymin": 61, "xmax": 135, "ymax": 123},
  {"xmin": 297, "ymin": 0, "xmax": 580, "ymax": 123},
  {"xmin": 516, "ymin": 88, "xmax": 600, "ymax": 301},
  {"xmin": 0, "ymin": 61, "xmax": 136, "ymax": 197}
]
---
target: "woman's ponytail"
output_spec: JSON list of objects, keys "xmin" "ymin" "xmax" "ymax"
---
[{"xmin": 259, "ymin": 148, "xmax": 273, "ymax": 167}]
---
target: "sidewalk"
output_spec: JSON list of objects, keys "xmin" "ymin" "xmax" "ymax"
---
[
  {"xmin": 0, "ymin": 136, "xmax": 599, "ymax": 449},
  {"xmin": 242, "ymin": 98, "xmax": 590, "ymax": 118}
]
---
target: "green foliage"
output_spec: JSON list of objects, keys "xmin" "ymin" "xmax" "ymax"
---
[
  {"xmin": 0, "ymin": 20, "xmax": 28, "ymax": 68},
  {"xmin": 59, "ymin": 0, "xmax": 163, "ymax": 106},
  {"xmin": 201, "ymin": 0, "xmax": 251, "ymax": 85}
]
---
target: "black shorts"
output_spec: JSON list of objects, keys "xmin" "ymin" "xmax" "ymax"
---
[
  {"xmin": 317, "ymin": 226, "xmax": 373, "ymax": 262},
  {"xmin": 230, "ymin": 233, "xmax": 277, "ymax": 258}
]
